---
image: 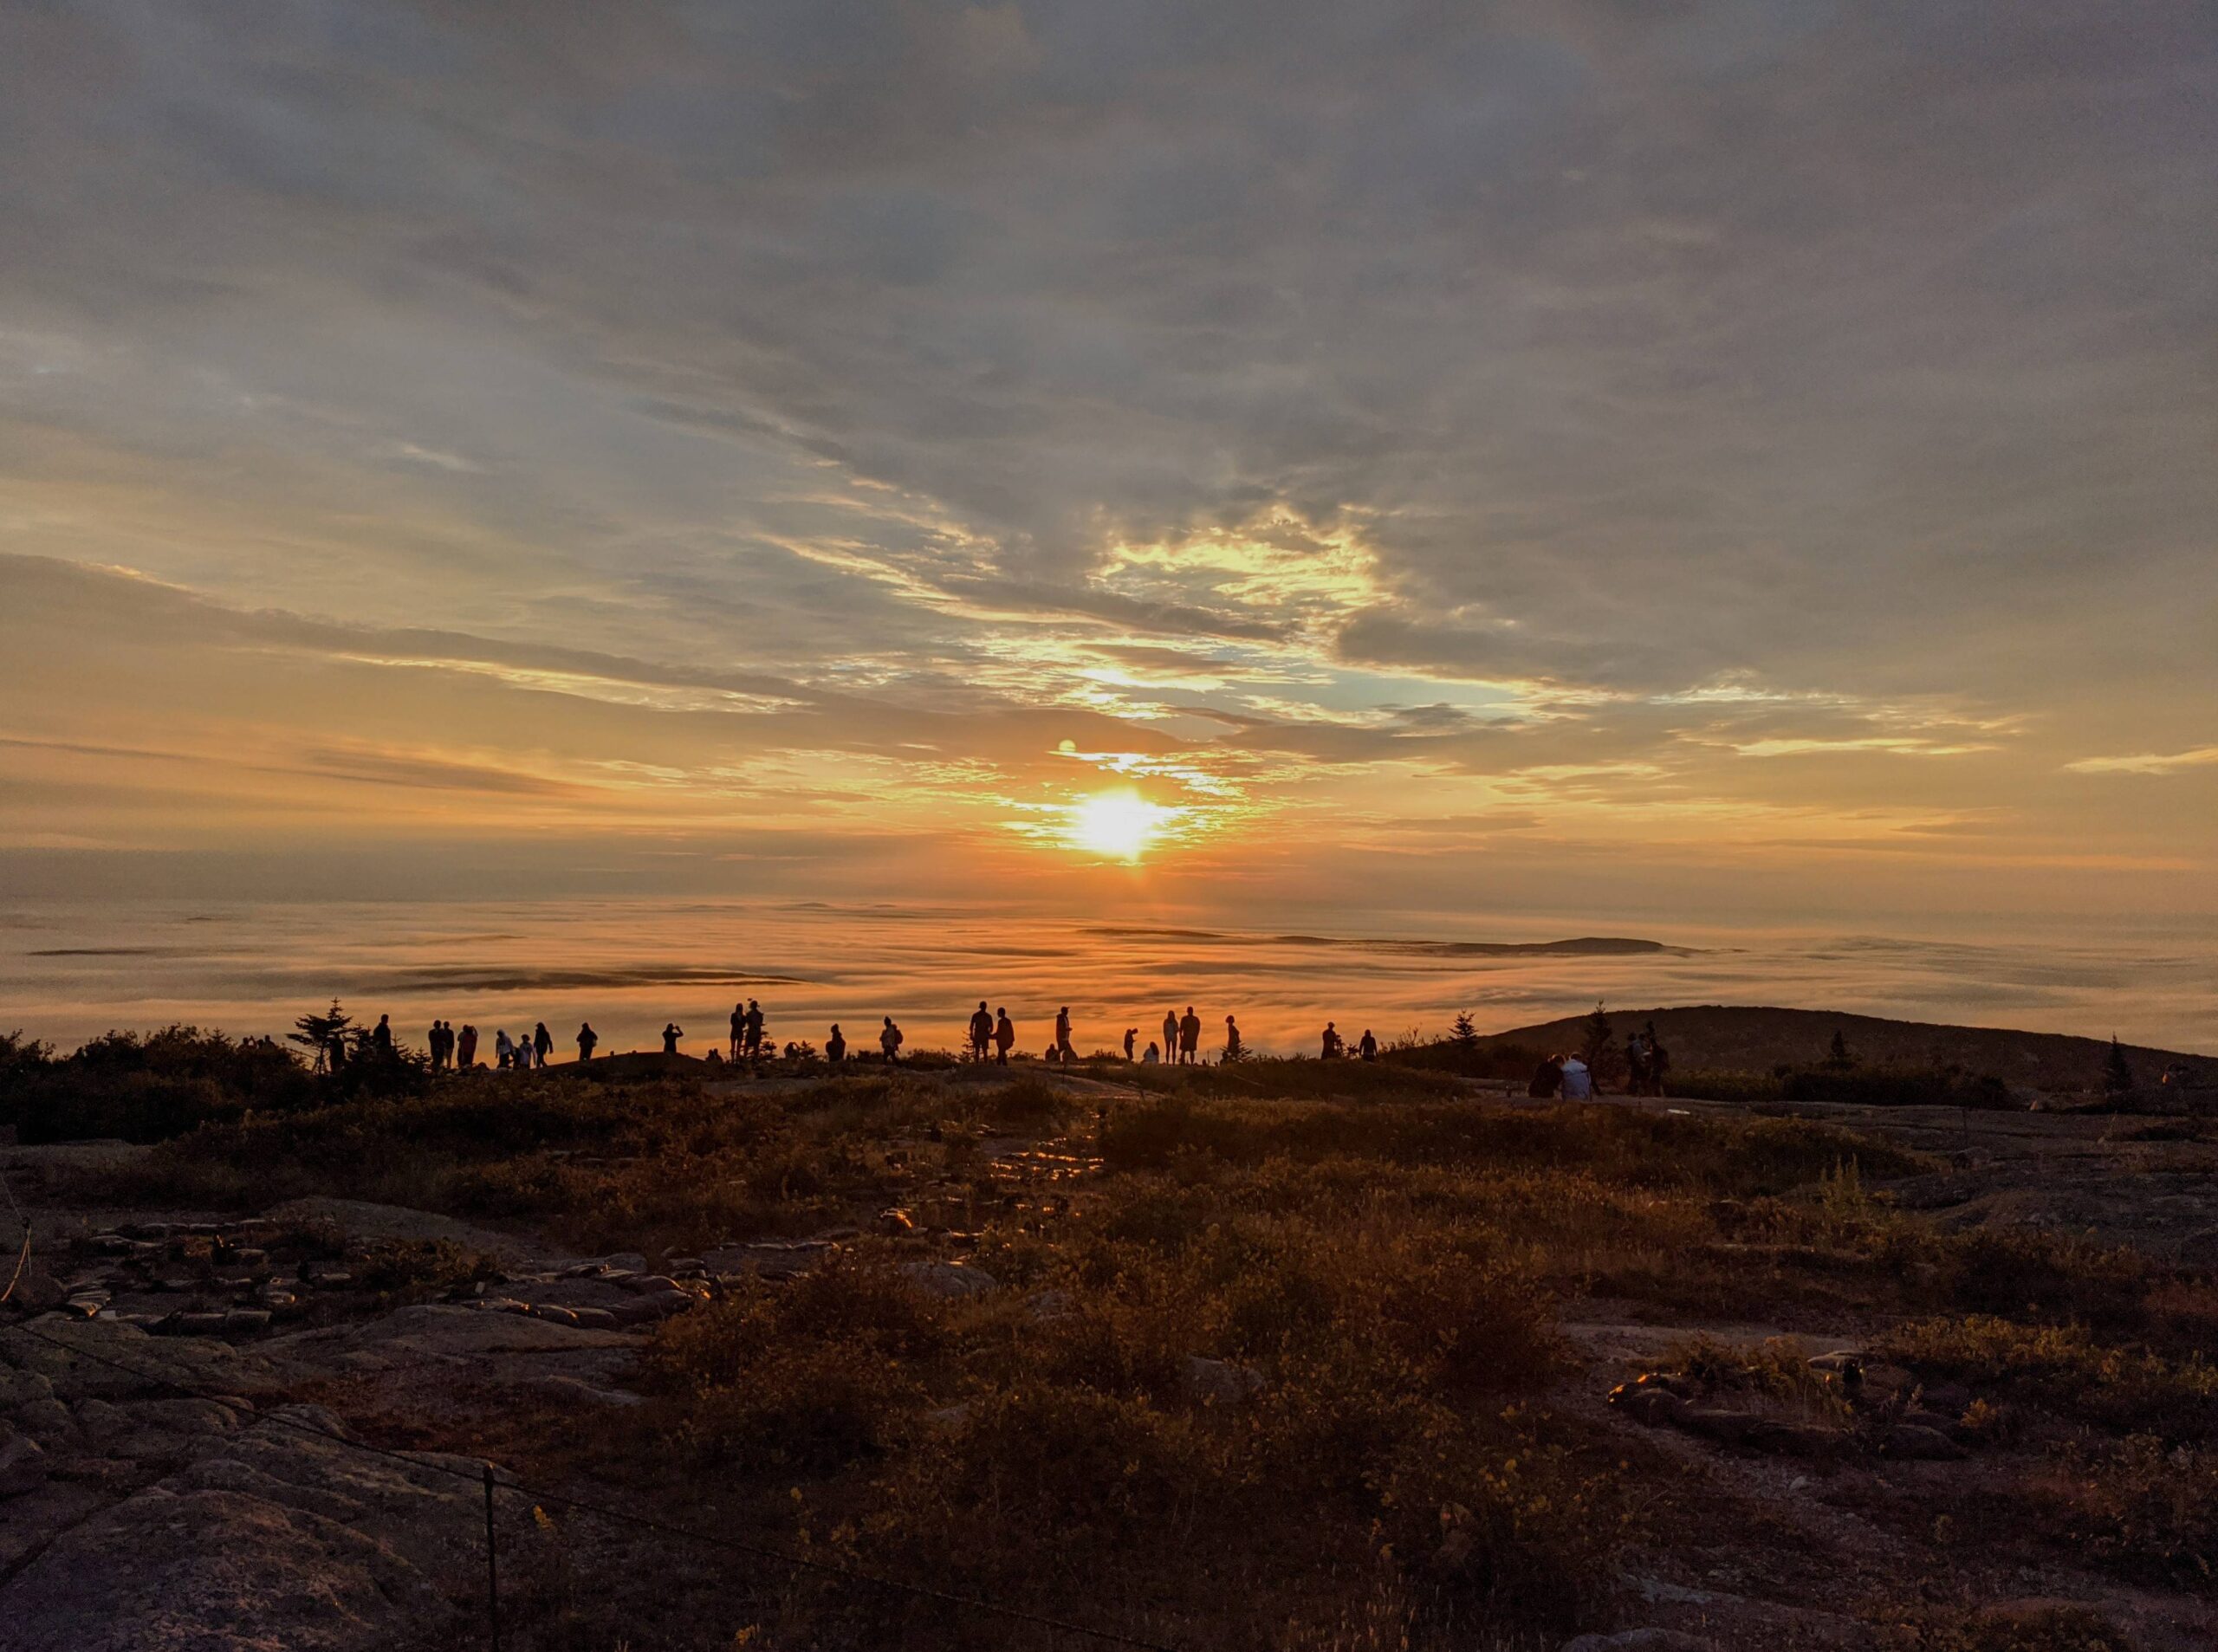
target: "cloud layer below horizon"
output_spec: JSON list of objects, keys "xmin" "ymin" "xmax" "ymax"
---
[{"xmin": 3, "ymin": 2, "xmax": 2214, "ymax": 924}]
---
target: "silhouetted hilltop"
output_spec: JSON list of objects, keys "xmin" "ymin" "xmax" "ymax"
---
[{"xmin": 1478, "ymin": 1005, "xmax": 2209, "ymax": 1090}]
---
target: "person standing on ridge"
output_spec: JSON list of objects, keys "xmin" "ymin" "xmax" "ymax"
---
[
  {"xmin": 1223, "ymin": 1015, "xmax": 1242, "ymax": 1061},
  {"xmin": 969, "ymin": 1001, "xmax": 993, "ymax": 1062},
  {"xmin": 730, "ymin": 1002, "xmax": 746, "ymax": 1061},
  {"xmin": 532, "ymin": 1022, "xmax": 553, "ymax": 1066},
  {"xmin": 576, "ymin": 1022, "xmax": 597, "ymax": 1062},
  {"xmin": 662, "ymin": 1021, "xmax": 684, "ymax": 1056},
  {"xmin": 1123, "ymin": 1027, "xmax": 1138, "ymax": 1061},
  {"xmin": 1644, "ymin": 1022, "xmax": 1670, "ymax": 1098},
  {"xmin": 494, "ymin": 1028, "xmax": 514, "ymax": 1069},
  {"xmin": 457, "ymin": 1024, "xmax": 478, "ymax": 1070},
  {"xmin": 1054, "ymin": 1006, "xmax": 1075, "ymax": 1064},
  {"xmin": 1178, "ymin": 1006, "xmax": 1201, "ymax": 1066},
  {"xmin": 1320, "ymin": 1021, "xmax": 1343, "ymax": 1059},
  {"xmin": 1162, "ymin": 1008, "xmax": 1179, "ymax": 1063},
  {"xmin": 372, "ymin": 1014, "xmax": 393, "ymax": 1057},
  {"xmin": 1359, "ymin": 1028, "xmax": 1378, "ymax": 1062},
  {"xmin": 745, "ymin": 1000, "xmax": 765, "ymax": 1058},
  {"xmin": 994, "ymin": 1007, "xmax": 1015, "ymax": 1065},
  {"xmin": 827, "ymin": 1023, "xmax": 846, "ymax": 1062},
  {"xmin": 879, "ymin": 1016, "xmax": 904, "ymax": 1063}
]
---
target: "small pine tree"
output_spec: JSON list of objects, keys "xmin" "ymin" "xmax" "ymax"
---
[
  {"xmin": 2102, "ymin": 1035, "xmax": 2135, "ymax": 1096},
  {"xmin": 1580, "ymin": 1001, "xmax": 1614, "ymax": 1075},
  {"xmin": 1821, "ymin": 1029, "xmax": 1857, "ymax": 1072},
  {"xmin": 289, "ymin": 1001, "xmax": 353, "ymax": 1074},
  {"xmin": 1449, "ymin": 1010, "xmax": 1479, "ymax": 1048}
]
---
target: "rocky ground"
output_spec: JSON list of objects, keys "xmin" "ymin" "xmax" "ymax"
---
[{"xmin": 3, "ymin": 1074, "xmax": 2214, "ymax": 1651}]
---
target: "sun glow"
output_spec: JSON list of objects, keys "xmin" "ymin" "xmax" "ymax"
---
[{"xmin": 1067, "ymin": 790, "xmax": 1177, "ymax": 861}]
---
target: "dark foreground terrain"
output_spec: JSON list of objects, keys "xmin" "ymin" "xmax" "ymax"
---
[{"xmin": 2, "ymin": 1044, "xmax": 2215, "ymax": 1651}]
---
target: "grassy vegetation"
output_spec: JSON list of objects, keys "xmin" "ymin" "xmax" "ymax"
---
[{"xmin": 26, "ymin": 1048, "xmax": 2216, "ymax": 1647}]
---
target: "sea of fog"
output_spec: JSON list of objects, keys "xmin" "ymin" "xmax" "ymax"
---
[{"xmin": 3, "ymin": 899, "xmax": 2212, "ymax": 1060}]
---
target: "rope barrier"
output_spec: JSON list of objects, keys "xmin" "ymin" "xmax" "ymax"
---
[
  {"xmin": 0, "ymin": 1315, "xmax": 1185, "ymax": 1652},
  {"xmin": 0, "ymin": 1157, "xmax": 31, "ymax": 1306}
]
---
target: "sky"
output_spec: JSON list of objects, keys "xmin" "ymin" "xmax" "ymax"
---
[{"xmin": 2, "ymin": 1, "xmax": 2215, "ymax": 939}]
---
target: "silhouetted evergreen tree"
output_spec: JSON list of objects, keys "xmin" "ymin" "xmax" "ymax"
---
[
  {"xmin": 289, "ymin": 1001, "xmax": 353, "ymax": 1073},
  {"xmin": 1449, "ymin": 1010, "xmax": 1479, "ymax": 1048},
  {"xmin": 2102, "ymin": 1035, "xmax": 2135, "ymax": 1096},
  {"xmin": 1580, "ymin": 1001, "xmax": 1614, "ymax": 1078}
]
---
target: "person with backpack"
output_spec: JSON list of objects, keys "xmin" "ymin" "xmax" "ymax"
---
[
  {"xmin": 994, "ymin": 1007, "xmax": 1016, "ymax": 1065},
  {"xmin": 880, "ymin": 1016, "xmax": 904, "ymax": 1062},
  {"xmin": 576, "ymin": 1022, "xmax": 598, "ymax": 1062}
]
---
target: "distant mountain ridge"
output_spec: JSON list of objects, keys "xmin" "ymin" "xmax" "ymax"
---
[
  {"xmin": 1477, "ymin": 1004, "xmax": 2211, "ymax": 1090},
  {"xmin": 1082, "ymin": 928, "xmax": 1684, "ymax": 957}
]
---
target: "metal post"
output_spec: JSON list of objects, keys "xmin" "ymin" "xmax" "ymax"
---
[{"xmin": 483, "ymin": 1463, "xmax": 501, "ymax": 1650}]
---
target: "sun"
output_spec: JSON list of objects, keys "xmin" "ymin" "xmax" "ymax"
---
[{"xmin": 1067, "ymin": 790, "xmax": 1177, "ymax": 861}]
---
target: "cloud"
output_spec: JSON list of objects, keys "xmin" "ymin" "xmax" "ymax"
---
[
  {"xmin": 0, "ymin": 2, "xmax": 2211, "ymax": 918},
  {"xmin": 2066, "ymin": 748, "xmax": 2218, "ymax": 776}
]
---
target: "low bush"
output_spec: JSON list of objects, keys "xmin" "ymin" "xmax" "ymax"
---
[
  {"xmin": 1880, "ymin": 1316, "xmax": 2218, "ymax": 1441},
  {"xmin": 1, "ymin": 1026, "xmax": 320, "ymax": 1143}
]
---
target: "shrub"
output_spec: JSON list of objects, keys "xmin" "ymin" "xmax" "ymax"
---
[
  {"xmin": 1878, "ymin": 1602, "xmax": 2143, "ymax": 1652},
  {"xmin": 3, "ymin": 1026, "xmax": 317, "ymax": 1143},
  {"xmin": 2027, "ymin": 1435, "xmax": 2217, "ymax": 1591}
]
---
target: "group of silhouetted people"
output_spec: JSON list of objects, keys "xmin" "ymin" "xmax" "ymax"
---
[
  {"xmin": 1527, "ymin": 1022, "xmax": 1669, "ymax": 1100},
  {"xmin": 1313, "ymin": 1021, "xmax": 1380, "ymax": 1061},
  {"xmin": 403, "ymin": 1001, "xmax": 1658, "ymax": 1089},
  {"xmin": 424, "ymin": 1017, "xmax": 596, "ymax": 1072}
]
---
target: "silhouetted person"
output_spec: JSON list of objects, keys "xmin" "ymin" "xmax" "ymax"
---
[
  {"xmin": 1142, "ymin": 1041, "xmax": 1161, "ymax": 1065},
  {"xmin": 1123, "ymin": 1027, "xmax": 1137, "ymax": 1060},
  {"xmin": 426, "ymin": 1021, "xmax": 445, "ymax": 1070},
  {"xmin": 744, "ymin": 1000, "xmax": 764, "ymax": 1058},
  {"xmin": 533, "ymin": 1022, "xmax": 552, "ymax": 1065},
  {"xmin": 1054, "ymin": 1006, "xmax": 1075, "ymax": 1063},
  {"xmin": 730, "ymin": 1002, "xmax": 746, "ymax": 1060},
  {"xmin": 577, "ymin": 1022, "xmax": 598, "ymax": 1061},
  {"xmin": 372, "ymin": 1014, "xmax": 393, "ymax": 1057},
  {"xmin": 1320, "ymin": 1021, "xmax": 1343, "ymax": 1059},
  {"xmin": 1177, "ymin": 1007, "xmax": 1201, "ymax": 1065},
  {"xmin": 1224, "ymin": 1015, "xmax": 1242, "ymax": 1061},
  {"xmin": 1528, "ymin": 1054, "xmax": 1563, "ymax": 1098},
  {"xmin": 662, "ymin": 1021, "xmax": 684, "ymax": 1056},
  {"xmin": 994, "ymin": 1008, "xmax": 1015, "ymax": 1065},
  {"xmin": 1645, "ymin": 1024, "xmax": 1670, "ymax": 1098},
  {"xmin": 1359, "ymin": 1028, "xmax": 1378, "ymax": 1062},
  {"xmin": 1162, "ymin": 1009, "xmax": 1179, "ymax": 1062},
  {"xmin": 827, "ymin": 1023, "xmax": 846, "ymax": 1062},
  {"xmin": 880, "ymin": 1016, "xmax": 903, "ymax": 1062},
  {"xmin": 457, "ymin": 1024, "xmax": 478, "ymax": 1069},
  {"xmin": 494, "ymin": 1028, "xmax": 515, "ymax": 1069},
  {"xmin": 969, "ymin": 1001, "xmax": 993, "ymax": 1061}
]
